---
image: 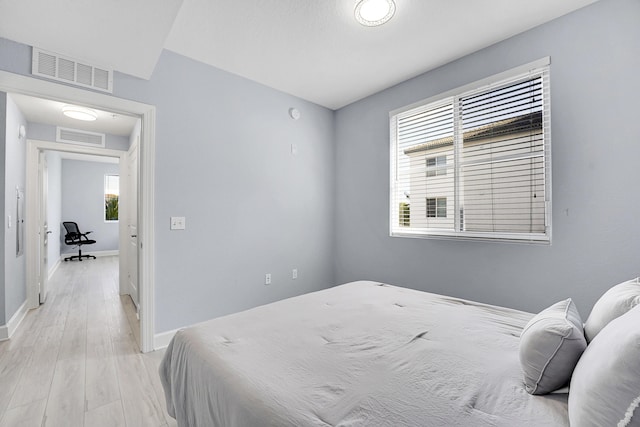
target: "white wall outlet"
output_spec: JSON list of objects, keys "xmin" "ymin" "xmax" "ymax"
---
[
  {"xmin": 170, "ymin": 216, "xmax": 186, "ymax": 230},
  {"xmin": 265, "ymin": 273, "xmax": 272, "ymax": 285},
  {"xmin": 292, "ymin": 269, "xmax": 298, "ymax": 279}
]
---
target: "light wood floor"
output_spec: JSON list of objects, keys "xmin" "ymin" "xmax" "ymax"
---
[{"xmin": 0, "ymin": 256, "xmax": 175, "ymax": 427}]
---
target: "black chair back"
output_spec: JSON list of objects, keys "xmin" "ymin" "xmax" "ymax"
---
[{"xmin": 63, "ymin": 222, "xmax": 81, "ymax": 243}]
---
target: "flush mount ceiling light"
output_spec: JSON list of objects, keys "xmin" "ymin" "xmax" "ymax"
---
[
  {"xmin": 354, "ymin": 0, "xmax": 396, "ymax": 27},
  {"xmin": 62, "ymin": 105, "xmax": 98, "ymax": 121}
]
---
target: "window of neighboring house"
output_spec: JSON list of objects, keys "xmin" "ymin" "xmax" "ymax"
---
[
  {"xmin": 426, "ymin": 155, "xmax": 446, "ymax": 177},
  {"xmin": 105, "ymin": 174, "xmax": 119, "ymax": 222},
  {"xmin": 426, "ymin": 197, "xmax": 447, "ymax": 218},
  {"xmin": 390, "ymin": 58, "xmax": 551, "ymax": 243}
]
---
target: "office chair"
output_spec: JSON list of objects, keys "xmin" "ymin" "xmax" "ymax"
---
[{"xmin": 62, "ymin": 221, "xmax": 96, "ymax": 261}]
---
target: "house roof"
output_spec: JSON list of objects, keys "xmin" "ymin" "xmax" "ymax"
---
[{"xmin": 403, "ymin": 111, "xmax": 543, "ymax": 155}]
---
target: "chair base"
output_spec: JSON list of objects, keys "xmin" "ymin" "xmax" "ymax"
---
[{"xmin": 64, "ymin": 248, "xmax": 96, "ymax": 262}]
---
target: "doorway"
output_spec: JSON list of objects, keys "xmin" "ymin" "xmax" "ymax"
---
[
  {"xmin": 0, "ymin": 69, "xmax": 156, "ymax": 352},
  {"xmin": 29, "ymin": 141, "xmax": 136, "ymax": 338}
]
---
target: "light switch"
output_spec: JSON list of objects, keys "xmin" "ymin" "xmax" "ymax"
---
[{"xmin": 170, "ymin": 216, "xmax": 186, "ymax": 230}]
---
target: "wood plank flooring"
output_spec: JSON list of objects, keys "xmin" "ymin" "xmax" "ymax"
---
[{"xmin": 0, "ymin": 256, "xmax": 175, "ymax": 427}]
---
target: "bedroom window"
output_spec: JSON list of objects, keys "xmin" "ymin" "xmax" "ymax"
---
[
  {"xmin": 390, "ymin": 58, "xmax": 551, "ymax": 243},
  {"xmin": 105, "ymin": 174, "xmax": 119, "ymax": 222}
]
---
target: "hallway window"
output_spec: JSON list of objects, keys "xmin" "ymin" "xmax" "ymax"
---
[{"xmin": 105, "ymin": 174, "xmax": 119, "ymax": 221}]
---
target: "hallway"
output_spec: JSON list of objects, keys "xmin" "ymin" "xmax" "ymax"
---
[{"xmin": 0, "ymin": 256, "xmax": 174, "ymax": 427}]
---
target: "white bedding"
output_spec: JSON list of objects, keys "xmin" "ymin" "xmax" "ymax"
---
[{"xmin": 160, "ymin": 281, "xmax": 569, "ymax": 426}]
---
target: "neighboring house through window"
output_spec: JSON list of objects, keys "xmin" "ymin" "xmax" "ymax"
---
[{"xmin": 105, "ymin": 174, "xmax": 119, "ymax": 222}]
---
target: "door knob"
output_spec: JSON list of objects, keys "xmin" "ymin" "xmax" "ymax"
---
[
  {"xmin": 131, "ymin": 234, "xmax": 137, "ymax": 238},
  {"xmin": 46, "ymin": 231, "xmax": 53, "ymax": 234}
]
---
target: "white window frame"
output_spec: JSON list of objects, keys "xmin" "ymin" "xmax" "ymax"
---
[{"xmin": 389, "ymin": 58, "xmax": 552, "ymax": 243}]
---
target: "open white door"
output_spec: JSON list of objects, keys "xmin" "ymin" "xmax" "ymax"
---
[
  {"xmin": 38, "ymin": 151, "xmax": 49, "ymax": 304},
  {"xmin": 127, "ymin": 141, "xmax": 139, "ymax": 308}
]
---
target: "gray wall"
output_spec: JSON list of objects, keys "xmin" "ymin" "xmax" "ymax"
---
[
  {"xmin": 46, "ymin": 151, "xmax": 62, "ymax": 270},
  {"xmin": 28, "ymin": 122, "xmax": 129, "ymax": 151},
  {"xmin": 334, "ymin": 0, "xmax": 640, "ymax": 316},
  {"xmin": 61, "ymin": 159, "xmax": 120, "ymax": 253},
  {"xmin": 120, "ymin": 51, "xmax": 336, "ymax": 332},
  {"xmin": 2, "ymin": 93, "xmax": 27, "ymax": 324},
  {"xmin": 0, "ymin": 36, "xmax": 336, "ymax": 333}
]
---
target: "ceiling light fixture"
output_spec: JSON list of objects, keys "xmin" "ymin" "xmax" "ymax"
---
[
  {"xmin": 354, "ymin": 0, "xmax": 396, "ymax": 27},
  {"xmin": 62, "ymin": 105, "xmax": 98, "ymax": 121}
]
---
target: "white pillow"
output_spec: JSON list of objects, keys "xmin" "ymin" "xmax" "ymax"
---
[
  {"xmin": 569, "ymin": 305, "xmax": 640, "ymax": 427},
  {"xmin": 519, "ymin": 298, "xmax": 586, "ymax": 395},
  {"xmin": 583, "ymin": 278, "xmax": 640, "ymax": 342}
]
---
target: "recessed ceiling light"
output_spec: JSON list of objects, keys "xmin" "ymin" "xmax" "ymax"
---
[
  {"xmin": 62, "ymin": 105, "xmax": 98, "ymax": 121},
  {"xmin": 354, "ymin": 0, "xmax": 396, "ymax": 27}
]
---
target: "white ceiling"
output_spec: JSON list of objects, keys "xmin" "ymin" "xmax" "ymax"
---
[
  {"xmin": 10, "ymin": 93, "xmax": 139, "ymax": 136},
  {"xmin": 0, "ymin": 0, "xmax": 597, "ymax": 110},
  {"xmin": 0, "ymin": 0, "xmax": 183, "ymax": 79}
]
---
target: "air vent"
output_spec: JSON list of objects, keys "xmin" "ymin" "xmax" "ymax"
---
[
  {"xmin": 32, "ymin": 47, "xmax": 113, "ymax": 93},
  {"xmin": 56, "ymin": 127, "xmax": 106, "ymax": 148}
]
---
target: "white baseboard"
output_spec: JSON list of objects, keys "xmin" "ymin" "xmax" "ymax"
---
[
  {"xmin": 0, "ymin": 300, "xmax": 29, "ymax": 341},
  {"xmin": 48, "ymin": 257, "xmax": 61, "ymax": 280},
  {"xmin": 92, "ymin": 250, "xmax": 119, "ymax": 257},
  {"xmin": 154, "ymin": 328, "xmax": 181, "ymax": 350},
  {"xmin": 62, "ymin": 249, "xmax": 119, "ymax": 259}
]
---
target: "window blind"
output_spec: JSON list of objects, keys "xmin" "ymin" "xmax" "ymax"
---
[{"xmin": 390, "ymin": 63, "xmax": 551, "ymax": 242}]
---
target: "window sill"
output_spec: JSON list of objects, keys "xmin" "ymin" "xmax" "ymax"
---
[{"xmin": 390, "ymin": 230, "xmax": 550, "ymax": 245}]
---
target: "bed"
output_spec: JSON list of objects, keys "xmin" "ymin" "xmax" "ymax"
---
[{"xmin": 160, "ymin": 281, "xmax": 569, "ymax": 426}]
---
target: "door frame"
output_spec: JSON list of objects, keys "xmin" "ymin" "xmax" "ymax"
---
[
  {"xmin": 37, "ymin": 150, "xmax": 48, "ymax": 304},
  {"xmin": 27, "ymin": 140, "xmax": 126, "ymax": 299},
  {"xmin": 1, "ymin": 69, "xmax": 156, "ymax": 353}
]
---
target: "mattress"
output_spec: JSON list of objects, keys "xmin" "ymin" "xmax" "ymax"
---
[{"xmin": 160, "ymin": 281, "xmax": 569, "ymax": 426}]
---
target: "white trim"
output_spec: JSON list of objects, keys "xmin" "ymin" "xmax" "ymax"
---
[
  {"xmin": 140, "ymin": 105, "xmax": 156, "ymax": 353},
  {"xmin": 0, "ymin": 69, "xmax": 156, "ymax": 353},
  {"xmin": 92, "ymin": 250, "xmax": 119, "ymax": 257},
  {"xmin": 154, "ymin": 328, "xmax": 180, "ymax": 350},
  {"xmin": 0, "ymin": 301, "xmax": 29, "ymax": 341},
  {"xmin": 28, "ymin": 139, "xmax": 126, "ymax": 304},
  {"xmin": 48, "ymin": 257, "xmax": 61, "ymax": 281}
]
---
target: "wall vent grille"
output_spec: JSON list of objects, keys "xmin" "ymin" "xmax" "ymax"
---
[
  {"xmin": 32, "ymin": 47, "xmax": 113, "ymax": 93},
  {"xmin": 56, "ymin": 127, "xmax": 106, "ymax": 148}
]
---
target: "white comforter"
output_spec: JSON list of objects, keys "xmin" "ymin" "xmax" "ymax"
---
[{"xmin": 160, "ymin": 281, "xmax": 569, "ymax": 426}]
